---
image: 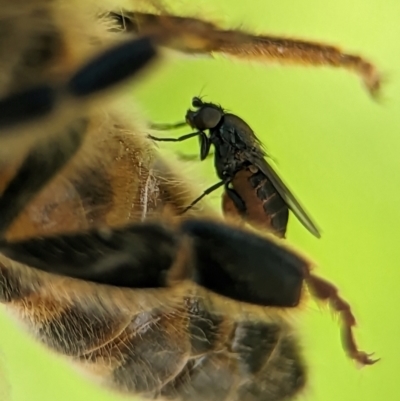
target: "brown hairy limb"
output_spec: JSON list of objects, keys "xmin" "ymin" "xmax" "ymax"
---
[
  {"xmin": 306, "ymin": 273, "xmax": 379, "ymax": 365},
  {"xmin": 128, "ymin": 12, "xmax": 380, "ymax": 97}
]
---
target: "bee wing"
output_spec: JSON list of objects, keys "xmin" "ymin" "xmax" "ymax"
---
[{"xmin": 250, "ymin": 154, "xmax": 321, "ymax": 238}]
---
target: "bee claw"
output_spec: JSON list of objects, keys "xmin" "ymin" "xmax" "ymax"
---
[{"xmin": 354, "ymin": 352, "xmax": 380, "ymax": 366}]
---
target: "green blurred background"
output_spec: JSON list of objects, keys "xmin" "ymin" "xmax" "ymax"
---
[{"xmin": 0, "ymin": 0, "xmax": 399, "ymax": 400}]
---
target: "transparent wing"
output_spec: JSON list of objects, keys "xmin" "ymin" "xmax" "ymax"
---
[{"xmin": 250, "ymin": 154, "xmax": 321, "ymax": 238}]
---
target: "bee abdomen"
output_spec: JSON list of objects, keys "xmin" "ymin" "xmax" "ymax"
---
[
  {"xmin": 161, "ymin": 303, "xmax": 306, "ymax": 401},
  {"xmin": 233, "ymin": 321, "xmax": 306, "ymax": 401}
]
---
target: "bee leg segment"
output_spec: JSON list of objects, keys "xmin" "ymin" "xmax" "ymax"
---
[
  {"xmin": 0, "ymin": 118, "xmax": 88, "ymax": 236},
  {"xmin": 148, "ymin": 131, "xmax": 201, "ymax": 142},
  {"xmin": 181, "ymin": 219, "xmax": 304, "ymax": 306},
  {"xmin": 67, "ymin": 36, "xmax": 157, "ymax": 97},
  {"xmin": 181, "ymin": 180, "xmax": 228, "ymax": 214},
  {"xmin": 0, "ymin": 85, "xmax": 56, "ymax": 130},
  {"xmin": 129, "ymin": 12, "xmax": 381, "ymax": 96},
  {"xmin": 0, "ymin": 223, "xmax": 186, "ymax": 289},
  {"xmin": 306, "ymin": 274, "xmax": 379, "ymax": 365}
]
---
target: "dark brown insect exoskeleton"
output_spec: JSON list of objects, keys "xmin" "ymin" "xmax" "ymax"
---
[
  {"xmin": 150, "ymin": 97, "xmax": 320, "ymax": 239},
  {"xmin": 0, "ymin": 2, "xmax": 382, "ymax": 400}
]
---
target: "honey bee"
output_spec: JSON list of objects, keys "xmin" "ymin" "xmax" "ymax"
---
[
  {"xmin": 150, "ymin": 97, "xmax": 320, "ymax": 239},
  {"xmin": 0, "ymin": 1, "xmax": 380, "ymax": 400}
]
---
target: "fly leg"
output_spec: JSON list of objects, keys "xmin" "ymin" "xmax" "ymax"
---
[
  {"xmin": 176, "ymin": 151, "xmax": 214, "ymax": 162},
  {"xmin": 148, "ymin": 131, "xmax": 201, "ymax": 142},
  {"xmin": 181, "ymin": 180, "xmax": 229, "ymax": 214},
  {"xmin": 150, "ymin": 122, "xmax": 187, "ymax": 130},
  {"xmin": 148, "ymin": 131, "xmax": 211, "ymax": 160},
  {"xmin": 225, "ymin": 185, "xmax": 247, "ymax": 216}
]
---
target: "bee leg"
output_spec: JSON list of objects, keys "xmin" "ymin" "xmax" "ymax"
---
[
  {"xmin": 181, "ymin": 180, "xmax": 227, "ymax": 214},
  {"xmin": 67, "ymin": 36, "xmax": 156, "ymax": 98},
  {"xmin": 306, "ymin": 273, "xmax": 379, "ymax": 366},
  {"xmin": 0, "ymin": 85, "xmax": 56, "ymax": 130},
  {"xmin": 127, "ymin": 12, "xmax": 380, "ymax": 97},
  {"xmin": 0, "ymin": 36, "xmax": 156, "ymax": 132},
  {"xmin": 148, "ymin": 131, "xmax": 201, "ymax": 142},
  {"xmin": 0, "ymin": 119, "xmax": 88, "ymax": 236},
  {"xmin": 181, "ymin": 219, "xmax": 304, "ymax": 307},
  {"xmin": 0, "ymin": 217, "xmax": 305, "ymax": 307},
  {"xmin": 0, "ymin": 223, "xmax": 191, "ymax": 289}
]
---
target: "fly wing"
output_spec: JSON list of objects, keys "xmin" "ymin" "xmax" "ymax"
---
[
  {"xmin": 223, "ymin": 113, "xmax": 266, "ymax": 155},
  {"xmin": 251, "ymin": 154, "xmax": 321, "ymax": 238}
]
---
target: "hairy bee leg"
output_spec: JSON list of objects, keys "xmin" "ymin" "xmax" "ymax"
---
[
  {"xmin": 0, "ymin": 223, "xmax": 187, "ymax": 288},
  {"xmin": 67, "ymin": 36, "xmax": 156, "ymax": 97},
  {"xmin": 0, "ymin": 218, "xmax": 305, "ymax": 307},
  {"xmin": 0, "ymin": 85, "xmax": 56, "ymax": 130},
  {"xmin": 150, "ymin": 122, "xmax": 187, "ymax": 130},
  {"xmin": 0, "ymin": 119, "xmax": 88, "ymax": 236},
  {"xmin": 0, "ymin": 37, "xmax": 157, "ymax": 133},
  {"xmin": 306, "ymin": 274, "xmax": 379, "ymax": 365},
  {"xmin": 181, "ymin": 180, "xmax": 227, "ymax": 214},
  {"xmin": 181, "ymin": 219, "xmax": 304, "ymax": 306},
  {"xmin": 126, "ymin": 12, "xmax": 380, "ymax": 96},
  {"xmin": 149, "ymin": 131, "xmax": 201, "ymax": 142}
]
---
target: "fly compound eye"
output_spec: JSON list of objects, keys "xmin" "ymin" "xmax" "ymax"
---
[{"xmin": 197, "ymin": 106, "xmax": 222, "ymax": 130}]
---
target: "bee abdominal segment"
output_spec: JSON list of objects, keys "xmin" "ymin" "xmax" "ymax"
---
[{"xmin": 1, "ymin": 261, "xmax": 306, "ymax": 400}]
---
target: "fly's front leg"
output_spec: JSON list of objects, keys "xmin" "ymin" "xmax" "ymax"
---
[
  {"xmin": 150, "ymin": 122, "xmax": 187, "ymax": 130},
  {"xmin": 148, "ymin": 131, "xmax": 201, "ymax": 142}
]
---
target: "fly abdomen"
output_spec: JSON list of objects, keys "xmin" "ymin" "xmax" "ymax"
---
[
  {"xmin": 221, "ymin": 167, "xmax": 289, "ymax": 238},
  {"xmin": 249, "ymin": 171, "xmax": 289, "ymax": 238}
]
